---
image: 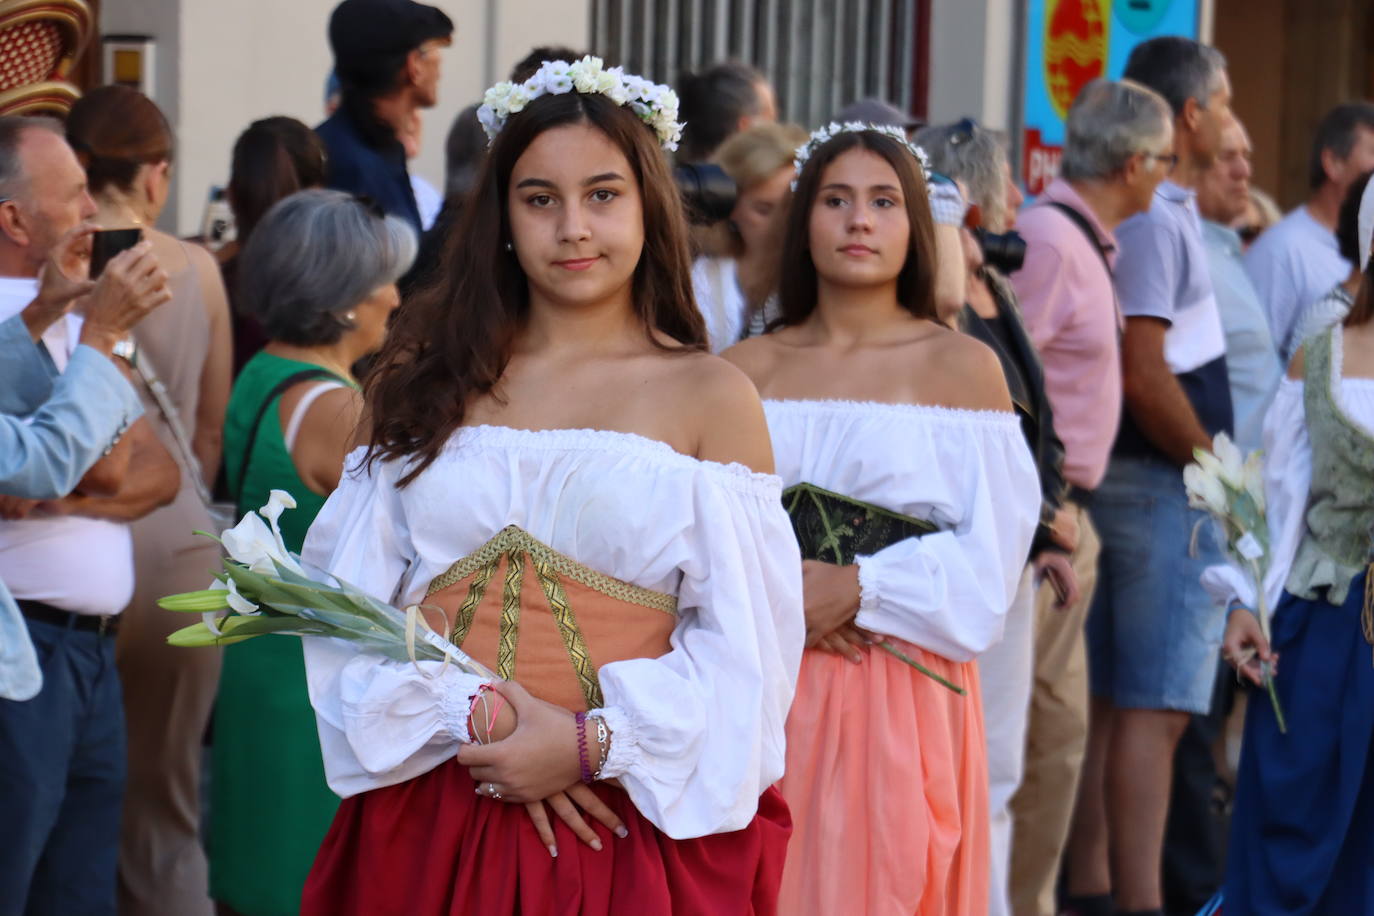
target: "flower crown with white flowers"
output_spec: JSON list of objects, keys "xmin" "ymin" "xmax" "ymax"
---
[
  {"xmin": 792, "ymin": 122, "xmax": 932, "ymax": 189},
  {"xmin": 477, "ymin": 56, "xmax": 685, "ymax": 152}
]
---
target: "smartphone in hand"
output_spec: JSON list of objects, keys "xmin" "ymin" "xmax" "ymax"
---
[{"xmin": 89, "ymin": 228, "xmax": 143, "ymax": 279}]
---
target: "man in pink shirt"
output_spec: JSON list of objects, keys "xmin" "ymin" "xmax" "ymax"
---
[{"xmin": 1005, "ymin": 78, "xmax": 1175, "ymax": 916}]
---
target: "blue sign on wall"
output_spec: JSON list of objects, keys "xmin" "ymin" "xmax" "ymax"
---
[{"xmin": 1021, "ymin": 0, "xmax": 1200, "ymax": 193}]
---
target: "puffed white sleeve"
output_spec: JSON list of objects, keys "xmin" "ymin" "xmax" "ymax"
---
[
  {"xmin": 1201, "ymin": 379, "xmax": 1310, "ymax": 613},
  {"xmin": 591, "ymin": 469, "xmax": 804, "ymax": 839},
  {"xmin": 853, "ymin": 414, "xmax": 1040, "ymax": 661},
  {"xmin": 301, "ymin": 448, "xmax": 490, "ymax": 798}
]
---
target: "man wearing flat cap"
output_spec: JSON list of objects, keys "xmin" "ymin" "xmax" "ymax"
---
[{"xmin": 317, "ymin": 0, "xmax": 453, "ymax": 234}]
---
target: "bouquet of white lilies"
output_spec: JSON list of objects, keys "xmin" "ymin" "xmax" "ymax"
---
[
  {"xmin": 159, "ymin": 490, "xmax": 495, "ymax": 679},
  {"xmin": 1184, "ymin": 433, "xmax": 1286, "ymax": 733}
]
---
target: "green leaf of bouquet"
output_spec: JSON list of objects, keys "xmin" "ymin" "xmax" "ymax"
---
[
  {"xmin": 269, "ymin": 558, "xmax": 332, "ymax": 588},
  {"xmin": 167, "ymin": 622, "xmax": 228, "ymax": 647},
  {"xmin": 218, "ymin": 567, "xmax": 344, "ymax": 616},
  {"xmin": 157, "ymin": 589, "xmax": 232, "ymax": 612},
  {"xmin": 218, "ymin": 615, "xmax": 325, "ymax": 638}
]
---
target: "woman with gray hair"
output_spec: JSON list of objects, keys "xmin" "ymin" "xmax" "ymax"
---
[
  {"xmin": 210, "ymin": 188, "xmax": 415, "ymax": 916},
  {"xmin": 917, "ymin": 118, "xmax": 1077, "ymax": 916}
]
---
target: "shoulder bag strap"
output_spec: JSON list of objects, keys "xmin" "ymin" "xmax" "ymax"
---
[
  {"xmin": 1047, "ymin": 201, "xmax": 1113, "ymax": 278},
  {"xmin": 235, "ymin": 368, "xmax": 336, "ymax": 505},
  {"xmin": 118, "ymin": 340, "xmax": 215, "ymax": 507}
]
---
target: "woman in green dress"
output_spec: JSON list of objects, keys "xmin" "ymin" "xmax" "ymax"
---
[{"xmin": 212, "ymin": 189, "xmax": 415, "ymax": 916}]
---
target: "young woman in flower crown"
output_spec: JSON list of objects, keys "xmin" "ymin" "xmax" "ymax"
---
[
  {"xmin": 295, "ymin": 58, "xmax": 803, "ymax": 916},
  {"xmin": 723, "ymin": 124, "xmax": 1041, "ymax": 914}
]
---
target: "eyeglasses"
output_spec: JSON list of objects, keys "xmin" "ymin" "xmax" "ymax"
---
[{"xmin": 1142, "ymin": 151, "xmax": 1179, "ymax": 173}]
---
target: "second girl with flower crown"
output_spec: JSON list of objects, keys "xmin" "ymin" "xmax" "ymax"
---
[
  {"xmin": 296, "ymin": 57, "xmax": 804, "ymax": 915},
  {"xmin": 725, "ymin": 124, "xmax": 1040, "ymax": 914}
]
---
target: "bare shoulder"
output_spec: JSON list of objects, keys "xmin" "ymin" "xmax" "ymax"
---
[
  {"xmin": 719, "ymin": 334, "xmax": 782, "ymax": 383},
  {"xmin": 183, "ymin": 240, "xmax": 230, "ymax": 309},
  {"xmin": 918, "ymin": 327, "xmax": 1013, "ymax": 412},
  {"xmin": 179, "ymin": 237, "xmax": 220, "ymax": 275},
  {"xmin": 664, "ymin": 350, "xmax": 774, "ymax": 473},
  {"xmin": 294, "ymin": 384, "xmax": 364, "ymax": 443}
]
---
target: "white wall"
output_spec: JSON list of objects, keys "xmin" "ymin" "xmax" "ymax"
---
[
  {"xmin": 926, "ymin": 0, "xmax": 1018, "ymax": 131},
  {"xmin": 101, "ymin": 0, "xmax": 590, "ymax": 236}
]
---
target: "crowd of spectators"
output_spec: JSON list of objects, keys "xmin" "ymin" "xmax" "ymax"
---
[{"xmin": 1, "ymin": 1, "xmax": 1372, "ymax": 913}]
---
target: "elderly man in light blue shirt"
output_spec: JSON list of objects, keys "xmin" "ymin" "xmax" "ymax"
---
[
  {"xmin": 1196, "ymin": 119, "xmax": 1283, "ymax": 451},
  {"xmin": 0, "ymin": 231, "xmax": 167, "ymax": 701}
]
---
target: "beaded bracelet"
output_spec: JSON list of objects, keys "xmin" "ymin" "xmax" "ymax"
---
[{"xmin": 575, "ymin": 711, "xmax": 593, "ymax": 784}]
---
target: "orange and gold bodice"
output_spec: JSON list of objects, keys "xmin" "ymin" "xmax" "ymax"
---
[{"xmin": 424, "ymin": 526, "xmax": 678, "ymax": 712}]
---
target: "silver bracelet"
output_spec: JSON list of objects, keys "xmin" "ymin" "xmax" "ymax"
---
[{"xmin": 592, "ymin": 715, "xmax": 609, "ymax": 779}]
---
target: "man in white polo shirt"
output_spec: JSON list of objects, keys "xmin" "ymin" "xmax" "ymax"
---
[{"xmin": 0, "ymin": 116, "xmax": 178, "ymax": 916}]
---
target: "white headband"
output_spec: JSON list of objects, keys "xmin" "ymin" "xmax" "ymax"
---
[{"xmin": 791, "ymin": 122, "xmax": 931, "ymax": 190}]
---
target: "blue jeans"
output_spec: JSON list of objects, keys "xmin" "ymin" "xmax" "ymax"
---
[
  {"xmin": 1086, "ymin": 454, "xmax": 1227, "ymax": 714},
  {"xmin": 0, "ymin": 616, "xmax": 125, "ymax": 916}
]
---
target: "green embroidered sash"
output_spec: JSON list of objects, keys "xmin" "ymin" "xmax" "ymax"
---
[{"xmin": 783, "ymin": 482, "xmax": 937, "ymax": 565}]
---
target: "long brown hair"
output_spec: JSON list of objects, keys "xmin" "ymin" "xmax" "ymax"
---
[
  {"xmin": 65, "ymin": 85, "xmax": 173, "ymax": 194},
  {"xmin": 229, "ymin": 117, "xmax": 327, "ymax": 246},
  {"xmin": 365, "ymin": 90, "xmax": 704, "ymax": 485},
  {"xmin": 775, "ymin": 130, "xmax": 937, "ymax": 326}
]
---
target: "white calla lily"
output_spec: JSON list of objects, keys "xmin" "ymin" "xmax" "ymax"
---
[
  {"xmin": 1212, "ymin": 432, "xmax": 1245, "ymax": 487},
  {"xmin": 1183, "ymin": 463, "xmax": 1227, "ymax": 515},
  {"xmin": 224, "ymin": 578, "xmax": 261, "ymax": 616},
  {"xmin": 220, "ymin": 509, "xmax": 303, "ymax": 576},
  {"xmin": 1194, "ymin": 449, "xmax": 1225, "ymax": 480}
]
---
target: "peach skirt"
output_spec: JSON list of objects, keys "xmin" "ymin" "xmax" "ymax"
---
[{"xmin": 776, "ymin": 639, "xmax": 989, "ymax": 915}]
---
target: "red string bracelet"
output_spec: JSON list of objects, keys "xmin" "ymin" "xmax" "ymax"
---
[{"xmin": 468, "ymin": 684, "xmax": 494, "ymax": 743}]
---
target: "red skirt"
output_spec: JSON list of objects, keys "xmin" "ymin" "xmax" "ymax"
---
[{"xmin": 301, "ymin": 759, "xmax": 792, "ymax": 916}]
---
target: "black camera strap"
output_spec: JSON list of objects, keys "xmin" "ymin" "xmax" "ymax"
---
[
  {"xmin": 1047, "ymin": 202, "xmax": 1113, "ymax": 279},
  {"xmin": 1046, "ymin": 201, "xmax": 1122, "ymax": 342}
]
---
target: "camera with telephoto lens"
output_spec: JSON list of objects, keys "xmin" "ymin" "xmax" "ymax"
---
[
  {"xmin": 674, "ymin": 162, "xmax": 737, "ymax": 225},
  {"xmin": 973, "ymin": 227, "xmax": 1027, "ymax": 274}
]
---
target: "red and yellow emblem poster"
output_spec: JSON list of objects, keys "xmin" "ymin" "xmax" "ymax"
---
[
  {"xmin": 1044, "ymin": 0, "xmax": 1109, "ymax": 121},
  {"xmin": 1020, "ymin": 0, "xmax": 1199, "ymax": 195}
]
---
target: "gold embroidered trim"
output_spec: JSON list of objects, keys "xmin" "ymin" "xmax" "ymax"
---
[
  {"xmin": 451, "ymin": 558, "xmax": 497, "ymax": 645},
  {"xmin": 426, "ymin": 526, "xmax": 678, "ymax": 615},
  {"xmin": 532, "ymin": 556, "xmax": 604, "ymax": 708},
  {"xmin": 496, "ymin": 549, "xmax": 525, "ymax": 680}
]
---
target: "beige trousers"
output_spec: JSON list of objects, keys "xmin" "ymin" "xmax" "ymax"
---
[
  {"xmin": 116, "ymin": 494, "xmax": 222, "ymax": 916},
  {"xmin": 1008, "ymin": 504, "xmax": 1100, "ymax": 916}
]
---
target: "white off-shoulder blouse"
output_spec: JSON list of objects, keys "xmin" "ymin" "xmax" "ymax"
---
[
  {"xmin": 300, "ymin": 426, "xmax": 805, "ymax": 840},
  {"xmin": 1201, "ymin": 359, "xmax": 1374, "ymax": 612},
  {"xmin": 763, "ymin": 399, "xmax": 1041, "ymax": 662}
]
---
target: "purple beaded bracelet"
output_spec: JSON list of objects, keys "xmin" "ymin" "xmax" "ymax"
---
[{"xmin": 575, "ymin": 711, "xmax": 593, "ymax": 784}]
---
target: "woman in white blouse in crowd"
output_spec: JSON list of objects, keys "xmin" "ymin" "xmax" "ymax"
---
[
  {"xmin": 297, "ymin": 61, "xmax": 803, "ymax": 916},
  {"xmin": 725, "ymin": 125, "xmax": 1039, "ymax": 915},
  {"xmin": 1204, "ymin": 177, "xmax": 1374, "ymax": 915},
  {"xmin": 691, "ymin": 121, "xmax": 808, "ymax": 350}
]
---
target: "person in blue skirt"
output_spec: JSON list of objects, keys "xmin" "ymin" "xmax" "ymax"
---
[{"xmin": 1204, "ymin": 176, "xmax": 1374, "ymax": 914}]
